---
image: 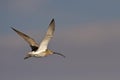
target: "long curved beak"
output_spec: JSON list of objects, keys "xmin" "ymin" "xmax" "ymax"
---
[{"xmin": 53, "ymin": 52, "xmax": 65, "ymax": 58}]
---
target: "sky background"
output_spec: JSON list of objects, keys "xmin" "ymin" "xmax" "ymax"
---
[{"xmin": 1, "ymin": 0, "xmax": 120, "ymax": 80}]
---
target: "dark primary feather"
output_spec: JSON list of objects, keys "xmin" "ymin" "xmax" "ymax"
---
[{"xmin": 30, "ymin": 46, "xmax": 38, "ymax": 51}]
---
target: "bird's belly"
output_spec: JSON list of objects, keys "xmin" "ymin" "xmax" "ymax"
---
[
  {"xmin": 34, "ymin": 52, "xmax": 46, "ymax": 57},
  {"xmin": 33, "ymin": 50, "xmax": 51, "ymax": 58}
]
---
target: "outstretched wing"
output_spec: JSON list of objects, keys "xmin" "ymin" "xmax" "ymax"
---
[
  {"xmin": 11, "ymin": 27, "xmax": 39, "ymax": 51},
  {"xmin": 37, "ymin": 19, "xmax": 55, "ymax": 52}
]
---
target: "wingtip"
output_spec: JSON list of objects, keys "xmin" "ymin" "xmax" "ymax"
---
[
  {"xmin": 11, "ymin": 27, "xmax": 16, "ymax": 31},
  {"xmin": 50, "ymin": 18, "xmax": 55, "ymax": 24},
  {"xmin": 11, "ymin": 27, "xmax": 20, "ymax": 33},
  {"xmin": 11, "ymin": 27, "xmax": 14, "ymax": 29},
  {"xmin": 52, "ymin": 18, "xmax": 54, "ymax": 21}
]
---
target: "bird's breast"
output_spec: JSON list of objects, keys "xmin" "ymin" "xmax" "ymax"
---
[{"xmin": 33, "ymin": 49, "xmax": 53, "ymax": 57}]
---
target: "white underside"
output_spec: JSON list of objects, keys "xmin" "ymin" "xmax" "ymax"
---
[{"xmin": 30, "ymin": 50, "xmax": 46, "ymax": 57}]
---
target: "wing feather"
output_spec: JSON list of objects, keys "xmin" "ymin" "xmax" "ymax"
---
[
  {"xmin": 37, "ymin": 19, "xmax": 55, "ymax": 52},
  {"xmin": 11, "ymin": 27, "xmax": 39, "ymax": 51}
]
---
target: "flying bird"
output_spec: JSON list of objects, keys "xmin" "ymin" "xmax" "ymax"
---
[{"xmin": 11, "ymin": 19, "xmax": 65, "ymax": 59}]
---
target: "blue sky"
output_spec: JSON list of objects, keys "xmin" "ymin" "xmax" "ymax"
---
[{"xmin": 1, "ymin": 0, "xmax": 120, "ymax": 80}]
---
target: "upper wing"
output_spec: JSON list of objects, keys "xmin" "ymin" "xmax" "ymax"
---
[
  {"xmin": 37, "ymin": 19, "xmax": 55, "ymax": 52},
  {"xmin": 11, "ymin": 27, "xmax": 39, "ymax": 51}
]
